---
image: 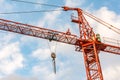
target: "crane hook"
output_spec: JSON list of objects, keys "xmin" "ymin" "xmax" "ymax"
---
[{"xmin": 51, "ymin": 52, "xmax": 56, "ymax": 74}]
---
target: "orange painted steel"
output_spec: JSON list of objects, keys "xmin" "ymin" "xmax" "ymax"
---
[
  {"xmin": 62, "ymin": 6, "xmax": 120, "ymax": 80},
  {"xmin": 82, "ymin": 42, "xmax": 103, "ymax": 80},
  {"xmin": 0, "ymin": 18, "xmax": 78, "ymax": 45},
  {"xmin": 0, "ymin": 6, "xmax": 120, "ymax": 80},
  {"xmin": 100, "ymin": 43, "xmax": 120, "ymax": 55},
  {"xmin": 62, "ymin": 6, "xmax": 104, "ymax": 80},
  {"xmin": 62, "ymin": 6, "xmax": 95, "ymax": 40}
]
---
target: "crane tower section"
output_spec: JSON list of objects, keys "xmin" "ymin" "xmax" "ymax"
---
[{"xmin": 63, "ymin": 6, "xmax": 103, "ymax": 80}]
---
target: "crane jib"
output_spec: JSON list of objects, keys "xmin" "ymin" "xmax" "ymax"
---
[{"xmin": 0, "ymin": 18, "xmax": 78, "ymax": 45}]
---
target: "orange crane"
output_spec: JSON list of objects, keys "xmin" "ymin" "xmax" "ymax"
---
[{"xmin": 0, "ymin": 6, "xmax": 120, "ymax": 80}]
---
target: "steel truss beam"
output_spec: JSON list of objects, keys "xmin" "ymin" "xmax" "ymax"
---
[{"xmin": 82, "ymin": 42, "xmax": 103, "ymax": 80}]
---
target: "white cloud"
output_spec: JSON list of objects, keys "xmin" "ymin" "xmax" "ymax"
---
[
  {"xmin": 0, "ymin": 74, "xmax": 39, "ymax": 80},
  {"xmin": 103, "ymin": 65, "xmax": 120, "ymax": 80},
  {"xmin": 32, "ymin": 48, "xmax": 50, "ymax": 60},
  {"xmin": 85, "ymin": 7, "xmax": 120, "ymax": 40},
  {"xmin": 32, "ymin": 65, "xmax": 50, "ymax": 75},
  {"xmin": 0, "ymin": 42, "xmax": 24, "ymax": 75},
  {"xmin": 64, "ymin": 0, "xmax": 85, "ymax": 7},
  {"xmin": 32, "ymin": 41, "xmax": 60, "ymax": 60},
  {"xmin": 99, "ymin": 52, "xmax": 120, "ymax": 80},
  {"xmin": 32, "ymin": 63, "xmax": 55, "ymax": 80},
  {"xmin": 0, "ymin": 32, "xmax": 15, "ymax": 47},
  {"xmin": 37, "ymin": 8, "xmax": 62, "ymax": 27},
  {"xmin": 34, "ymin": 0, "xmax": 47, "ymax": 9},
  {"xmin": 0, "ymin": 0, "xmax": 4, "ymax": 3}
]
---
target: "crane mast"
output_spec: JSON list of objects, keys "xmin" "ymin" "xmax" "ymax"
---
[
  {"xmin": 0, "ymin": 6, "xmax": 120, "ymax": 80},
  {"xmin": 62, "ymin": 6, "xmax": 95, "ymax": 40},
  {"xmin": 62, "ymin": 6, "xmax": 104, "ymax": 80}
]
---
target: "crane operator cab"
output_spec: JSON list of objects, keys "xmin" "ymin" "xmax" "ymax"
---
[{"xmin": 96, "ymin": 34, "xmax": 101, "ymax": 42}]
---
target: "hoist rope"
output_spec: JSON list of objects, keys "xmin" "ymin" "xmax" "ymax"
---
[
  {"xmin": 47, "ymin": 41, "xmax": 58, "ymax": 53},
  {"xmin": 47, "ymin": 40, "xmax": 52, "ymax": 53},
  {"xmin": 47, "ymin": 40, "xmax": 57, "ymax": 74}
]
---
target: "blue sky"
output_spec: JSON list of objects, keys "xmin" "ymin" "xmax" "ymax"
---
[{"xmin": 0, "ymin": 0, "xmax": 120, "ymax": 80}]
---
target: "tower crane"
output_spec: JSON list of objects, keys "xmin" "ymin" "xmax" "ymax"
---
[{"xmin": 0, "ymin": 6, "xmax": 120, "ymax": 80}]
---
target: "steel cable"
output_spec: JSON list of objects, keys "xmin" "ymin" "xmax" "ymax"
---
[
  {"xmin": 11, "ymin": 0, "xmax": 62, "ymax": 7},
  {"xmin": 0, "ymin": 9, "xmax": 63, "ymax": 14}
]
